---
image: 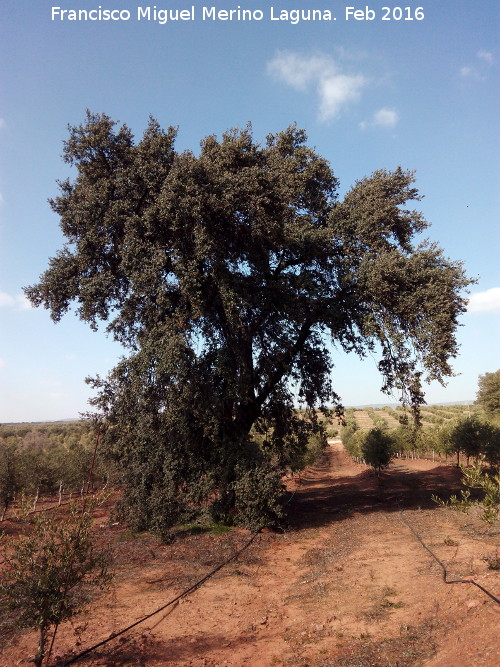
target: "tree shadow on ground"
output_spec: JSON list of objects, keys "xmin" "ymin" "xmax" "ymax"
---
[
  {"xmin": 287, "ymin": 448, "xmax": 470, "ymax": 531},
  {"xmin": 56, "ymin": 627, "xmax": 265, "ymax": 666}
]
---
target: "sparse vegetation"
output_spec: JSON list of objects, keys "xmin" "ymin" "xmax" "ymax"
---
[
  {"xmin": 0, "ymin": 414, "xmax": 498, "ymax": 666},
  {"xmin": 482, "ymin": 552, "xmax": 500, "ymax": 570},
  {"xmin": 0, "ymin": 422, "xmax": 113, "ymax": 509},
  {"xmin": 341, "ymin": 402, "xmax": 499, "ymax": 468},
  {"xmin": 434, "ymin": 463, "xmax": 500, "ymax": 523},
  {"xmin": 0, "ymin": 498, "xmax": 112, "ymax": 666}
]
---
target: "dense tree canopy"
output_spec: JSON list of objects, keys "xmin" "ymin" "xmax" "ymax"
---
[
  {"xmin": 476, "ymin": 370, "xmax": 500, "ymax": 420},
  {"xmin": 26, "ymin": 112, "xmax": 472, "ymax": 533}
]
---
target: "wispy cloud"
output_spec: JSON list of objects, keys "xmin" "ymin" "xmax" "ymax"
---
[
  {"xmin": 468, "ymin": 287, "xmax": 500, "ymax": 313},
  {"xmin": 0, "ymin": 291, "xmax": 15, "ymax": 307},
  {"xmin": 0, "ymin": 290, "xmax": 34, "ymax": 310},
  {"xmin": 267, "ymin": 51, "xmax": 366, "ymax": 122},
  {"xmin": 16, "ymin": 294, "xmax": 34, "ymax": 310},
  {"xmin": 460, "ymin": 49, "xmax": 494, "ymax": 80},
  {"xmin": 0, "ymin": 358, "xmax": 6, "ymax": 368},
  {"xmin": 460, "ymin": 66, "xmax": 485, "ymax": 81},
  {"xmin": 477, "ymin": 49, "xmax": 493, "ymax": 63},
  {"xmin": 360, "ymin": 107, "xmax": 399, "ymax": 130},
  {"xmin": 0, "ymin": 118, "xmax": 5, "ymax": 130}
]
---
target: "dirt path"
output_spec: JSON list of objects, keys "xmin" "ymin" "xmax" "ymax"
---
[{"xmin": 2, "ymin": 443, "xmax": 499, "ymax": 666}]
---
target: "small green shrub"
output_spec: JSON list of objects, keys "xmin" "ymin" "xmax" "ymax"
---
[
  {"xmin": 0, "ymin": 498, "xmax": 113, "ymax": 666},
  {"xmin": 433, "ymin": 464, "xmax": 500, "ymax": 523}
]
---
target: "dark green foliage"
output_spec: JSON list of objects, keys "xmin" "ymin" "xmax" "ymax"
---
[
  {"xmin": 341, "ymin": 414, "xmax": 363, "ymax": 461},
  {"xmin": 230, "ymin": 463, "xmax": 286, "ymax": 530},
  {"xmin": 0, "ymin": 500, "xmax": 112, "ymax": 666},
  {"xmin": 448, "ymin": 416, "xmax": 500, "ymax": 465},
  {"xmin": 390, "ymin": 424, "xmax": 415, "ymax": 456},
  {"xmin": 0, "ymin": 442, "xmax": 23, "ymax": 519},
  {"xmin": 26, "ymin": 113, "xmax": 472, "ymax": 534},
  {"xmin": 361, "ymin": 428, "xmax": 395, "ymax": 473},
  {"xmin": 480, "ymin": 423, "xmax": 500, "ymax": 467},
  {"xmin": 476, "ymin": 370, "xmax": 500, "ymax": 420}
]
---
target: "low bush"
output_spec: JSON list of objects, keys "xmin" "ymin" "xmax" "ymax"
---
[{"xmin": 0, "ymin": 498, "xmax": 113, "ymax": 666}]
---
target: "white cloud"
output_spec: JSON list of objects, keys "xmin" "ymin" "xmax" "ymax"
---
[
  {"xmin": 468, "ymin": 287, "xmax": 500, "ymax": 313},
  {"xmin": 373, "ymin": 107, "xmax": 399, "ymax": 128},
  {"xmin": 0, "ymin": 118, "xmax": 5, "ymax": 129},
  {"xmin": 460, "ymin": 50, "xmax": 494, "ymax": 80},
  {"xmin": 459, "ymin": 65, "xmax": 486, "ymax": 81},
  {"xmin": 360, "ymin": 107, "xmax": 399, "ymax": 130},
  {"xmin": 0, "ymin": 358, "xmax": 6, "ymax": 368},
  {"xmin": 0, "ymin": 291, "xmax": 15, "ymax": 307},
  {"xmin": 267, "ymin": 52, "xmax": 328, "ymax": 91},
  {"xmin": 267, "ymin": 51, "xmax": 366, "ymax": 122},
  {"xmin": 0, "ymin": 290, "xmax": 33, "ymax": 309},
  {"xmin": 477, "ymin": 50, "xmax": 493, "ymax": 63},
  {"xmin": 317, "ymin": 72, "xmax": 365, "ymax": 122},
  {"xmin": 16, "ymin": 294, "xmax": 34, "ymax": 310}
]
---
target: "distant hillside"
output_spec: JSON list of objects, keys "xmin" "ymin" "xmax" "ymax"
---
[
  {"xmin": 1, "ymin": 418, "xmax": 80, "ymax": 426},
  {"xmin": 346, "ymin": 403, "xmax": 478, "ymax": 432},
  {"xmin": 347, "ymin": 400, "xmax": 474, "ymax": 409}
]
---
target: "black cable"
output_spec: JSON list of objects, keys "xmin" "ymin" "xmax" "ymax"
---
[
  {"xmin": 60, "ymin": 528, "xmax": 262, "ymax": 666},
  {"xmin": 399, "ymin": 508, "xmax": 500, "ymax": 605},
  {"xmin": 59, "ymin": 465, "xmax": 299, "ymax": 665}
]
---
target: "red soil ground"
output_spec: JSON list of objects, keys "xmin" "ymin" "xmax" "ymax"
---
[{"xmin": 1, "ymin": 442, "xmax": 499, "ymax": 666}]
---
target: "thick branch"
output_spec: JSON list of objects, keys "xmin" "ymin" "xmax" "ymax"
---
[{"xmin": 235, "ymin": 314, "xmax": 315, "ymax": 435}]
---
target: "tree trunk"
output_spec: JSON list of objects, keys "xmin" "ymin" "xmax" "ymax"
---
[{"xmin": 34, "ymin": 625, "xmax": 47, "ymax": 667}]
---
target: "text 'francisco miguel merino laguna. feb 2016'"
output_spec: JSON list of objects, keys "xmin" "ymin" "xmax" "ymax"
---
[{"xmin": 50, "ymin": 5, "xmax": 426, "ymax": 24}]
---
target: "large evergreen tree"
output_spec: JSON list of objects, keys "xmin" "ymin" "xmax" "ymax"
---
[{"xmin": 26, "ymin": 112, "xmax": 471, "ymax": 533}]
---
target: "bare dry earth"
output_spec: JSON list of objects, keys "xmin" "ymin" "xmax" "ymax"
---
[{"xmin": 2, "ymin": 443, "xmax": 499, "ymax": 667}]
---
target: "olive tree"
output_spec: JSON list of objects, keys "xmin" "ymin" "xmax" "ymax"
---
[
  {"xmin": 0, "ymin": 442, "xmax": 22, "ymax": 520},
  {"xmin": 449, "ymin": 416, "xmax": 500, "ymax": 466},
  {"xmin": 0, "ymin": 501, "xmax": 112, "ymax": 666},
  {"xmin": 361, "ymin": 428, "xmax": 395, "ymax": 474},
  {"xmin": 25, "ymin": 112, "xmax": 472, "ymax": 534},
  {"xmin": 476, "ymin": 369, "xmax": 500, "ymax": 421}
]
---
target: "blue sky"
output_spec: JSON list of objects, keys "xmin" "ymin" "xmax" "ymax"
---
[{"xmin": 0, "ymin": 1, "xmax": 499, "ymax": 421}]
